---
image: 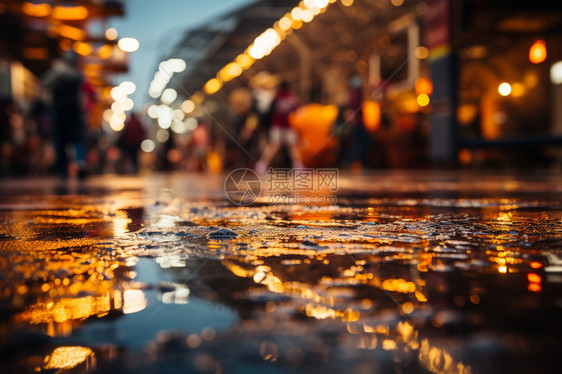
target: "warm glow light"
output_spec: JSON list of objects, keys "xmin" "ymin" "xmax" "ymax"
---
[
  {"xmin": 301, "ymin": 9, "xmax": 314, "ymax": 23},
  {"xmin": 236, "ymin": 53, "xmax": 254, "ymax": 69},
  {"xmin": 279, "ymin": 16, "xmax": 292, "ymax": 30},
  {"xmin": 22, "ymin": 2, "xmax": 52, "ymax": 17},
  {"xmin": 417, "ymin": 94, "xmax": 430, "ymax": 107},
  {"xmin": 204, "ymin": 78, "xmax": 223, "ymax": 95},
  {"xmin": 291, "ymin": 7, "xmax": 303, "ymax": 20},
  {"xmin": 415, "ymin": 46, "xmax": 429, "ymax": 59},
  {"xmin": 511, "ymin": 82, "xmax": 525, "ymax": 97},
  {"xmin": 181, "ymin": 100, "xmax": 195, "ymax": 114},
  {"xmin": 98, "ymin": 44, "xmax": 113, "ymax": 59},
  {"xmin": 103, "ymin": 109, "xmax": 113, "ymax": 122},
  {"xmin": 52, "ymin": 5, "xmax": 88, "ymax": 20},
  {"xmin": 415, "ymin": 78, "xmax": 433, "ymax": 95},
  {"xmin": 57, "ymin": 24, "xmax": 87, "ymax": 41},
  {"xmin": 44, "ymin": 346, "xmax": 94, "ymax": 370},
  {"xmin": 529, "ymin": 40, "xmax": 547, "ymax": 64},
  {"xmin": 219, "ymin": 62, "xmax": 243, "ymax": 82},
  {"xmin": 118, "ymin": 37, "xmax": 139, "ymax": 52},
  {"xmin": 391, "ymin": 0, "xmax": 404, "ymax": 6},
  {"xmin": 551, "ymin": 61, "xmax": 562, "ymax": 85},
  {"xmin": 123, "ymin": 289, "xmax": 147, "ymax": 314},
  {"xmin": 529, "ymin": 261, "xmax": 543, "ymax": 269},
  {"xmin": 498, "ymin": 82, "xmax": 511, "ymax": 96},
  {"xmin": 72, "ymin": 42, "xmax": 92, "ymax": 56},
  {"xmin": 527, "ymin": 273, "xmax": 541, "ymax": 284},
  {"xmin": 341, "ymin": 0, "xmax": 354, "ymax": 6},
  {"xmin": 109, "ymin": 116, "xmax": 125, "ymax": 131},
  {"xmin": 105, "ymin": 27, "xmax": 118, "ymax": 41},
  {"xmin": 528, "ymin": 283, "xmax": 542, "ymax": 293}
]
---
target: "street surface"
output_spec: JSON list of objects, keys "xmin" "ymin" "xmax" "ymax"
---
[{"xmin": 1, "ymin": 171, "xmax": 561, "ymax": 373}]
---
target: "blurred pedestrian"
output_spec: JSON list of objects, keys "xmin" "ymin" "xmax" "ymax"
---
[
  {"xmin": 119, "ymin": 112, "xmax": 145, "ymax": 173},
  {"xmin": 43, "ymin": 53, "xmax": 87, "ymax": 178},
  {"xmin": 255, "ymin": 81, "xmax": 302, "ymax": 174}
]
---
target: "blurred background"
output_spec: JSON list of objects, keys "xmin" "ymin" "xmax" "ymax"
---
[{"xmin": 1, "ymin": 0, "xmax": 562, "ymax": 177}]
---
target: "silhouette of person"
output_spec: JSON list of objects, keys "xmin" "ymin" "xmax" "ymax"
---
[
  {"xmin": 256, "ymin": 81, "xmax": 302, "ymax": 174},
  {"xmin": 43, "ymin": 53, "xmax": 87, "ymax": 178}
]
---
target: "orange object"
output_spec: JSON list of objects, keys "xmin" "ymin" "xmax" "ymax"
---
[{"xmin": 529, "ymin": 40, "xmax": 547, "ymax": 64}]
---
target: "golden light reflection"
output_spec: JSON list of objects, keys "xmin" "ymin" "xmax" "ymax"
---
[
  {"xmin": 123, "ymin": 289, "xmax": 147, "ymax": 314},
  {"xmin": 52, "ymin": 5, "xmax": 89, "ymax": 21},
  {"xmin": 43, "ymin": 346, "xmax": 95, "ymax": 370}
]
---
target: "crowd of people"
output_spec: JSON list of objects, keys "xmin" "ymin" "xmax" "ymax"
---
[{"xmin": 0, "ymin": 54, "xmax": 429, "ymax": 178}]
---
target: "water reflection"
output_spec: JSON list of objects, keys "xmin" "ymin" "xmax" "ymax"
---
[{"xmin": 1, "ymin": 176, "xmax": 561, "ymax": 373}]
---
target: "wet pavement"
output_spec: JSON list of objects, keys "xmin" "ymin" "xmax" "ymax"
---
[{"xmin": 1, "ymin": 171, "xmax": 562, "ymax": 374}]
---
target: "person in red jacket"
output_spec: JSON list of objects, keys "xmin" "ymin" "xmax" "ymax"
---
[{"xmin": 255, "ymin": 81, "xmax": 303, "ymax": 174}]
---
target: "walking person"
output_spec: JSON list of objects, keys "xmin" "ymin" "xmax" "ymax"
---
[
  {"xmin": 255, "ymin": 81, "xmax": 303, "ymax": 174},
  {"xmin": 43, "ymin": 53, "xmax": 87, "ymax": 178},
  {"xmin": 119, "ymin": 112, "xmax": 145, "ymax": 173}
]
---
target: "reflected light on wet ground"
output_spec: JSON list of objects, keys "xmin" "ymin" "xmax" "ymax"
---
[{"xmin": 0, "ymin": 171, "xmax": 561, "ymax": 373}]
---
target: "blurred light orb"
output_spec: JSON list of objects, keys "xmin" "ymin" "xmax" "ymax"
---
[
  {"xmin": 110, "ymin": 86, "xmax": 126, "ymax": 101},
  {"xmin": 148, "ymin": 87, "xmax": 162, "ymax": 99},
  {"xmin": 529, "ymin": 40, "xmax": 546, "ymax": 64},
  {"xmin": 171, "ymin": 120, "xmax": 188, "ymax": 134},
  {"xmin": 141, "ymin": 139, "xmax": 156, "ymax": 153},
  {"xmin": 156, "ymin": 129, "xmax": 170, "ymax": 142},
  {"xmin": 279, "ymin": 16, "xmax": 292, "ymax": 30},
  {"xmin": 172, "ymin": 109, "xmax": 185, "ymax": 121},
  {"xmin": 417, "ymin": 94, "xmax": 430, "ymax": 107},
  {"xmin": 105, "ymin": 27, "xmax": 118, "ymax": 40},
  {"xmin": 118, "ymin": 37, "xmax": 139, "ymax": 52},
  {"xmin": 169, "ymin": 58, "xmax": 187, "ymax": 73},
  {"xmin": 341, "ymin": 0, "xmax": 354, "ymax": 6},
  {"xmin": 498, "ymin": 82, "xmax": 511, "ymax": 96},
  {"xmin": 158, "ymin": 109, "xmax": 173, "ymax": 129},
  {"xmin": 109, "ymin": 116, "xmax": 125, "ymax": 131},
  {"xmin": 119, "ymin": 81, "xmax": 136, "ymax": 95},
  {"xmin": 204, "ymin": 78, "xmax": 222, "ymax": 95},
  {"xmin": 103, "ymin": 109, "xmax": 113, "ymax": 122},
  {"xmin": 147, "ymin": 105, "xmax": 159, "ymax": 119},
  {"xmin": 120, "ymin": 98, "xmax": 134, "ymax": 111},
  {"xmin": 181, "ymin": 100, "xmax": 196, "ymax": 113},
  {"xmin": 185, "ymin": 117, "xmax": 198, "ymax": 130},
  {"xmin": 415, "ymin": 46, "xmax": 429, "ymax": 59},
  {"xmin": 551, "ymin": 61, "xmax": 562, "ymax": 84},
  {"xmin": 111, "ymin": 101, "xmax": 124, "ymax": 114},
  {"xmin": 291, "ymin": 7, "xmax": 303, "ymax": 20},
  {"xmin": 301, "ymin": 9, "xmax": 313, "ymax": 23},
  {"xmin": 511, "ymin": 82, "xmax": 525, "ymax": 97},
  {"xmin": 161, "ymin": 88, "xmax": 178, "ymax": 105},
  {"xmin": 391, "ymin": 0, "xmax": 404, "ymax": 6}
]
